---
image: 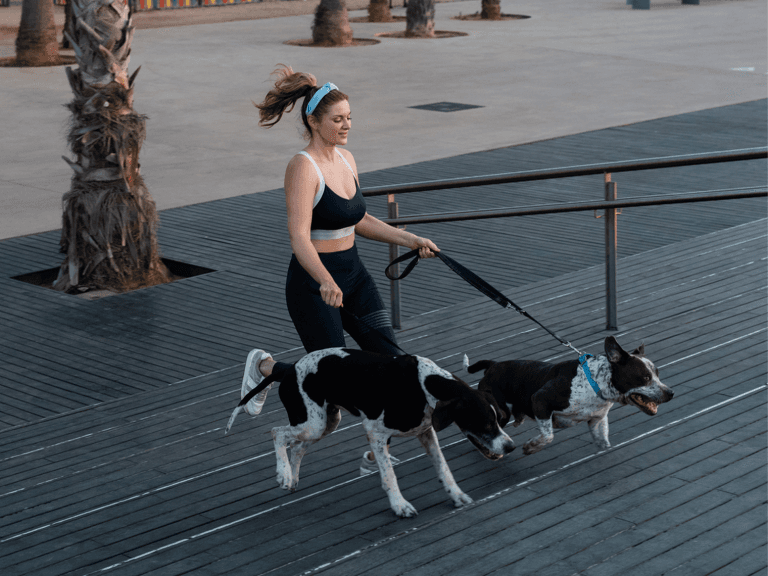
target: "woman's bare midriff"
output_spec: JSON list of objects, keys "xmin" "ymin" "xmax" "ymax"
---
[{"xmin": 312, "ymin": 233, "xmax": 356, "ymax": 253}]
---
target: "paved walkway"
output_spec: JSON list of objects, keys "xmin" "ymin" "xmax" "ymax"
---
[{"xmin": 1, "ymin": 0, "xmax": 766, "ymax": 239}]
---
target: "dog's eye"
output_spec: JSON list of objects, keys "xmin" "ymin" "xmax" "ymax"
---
[{"xmin": 644, "ymin": 374, "xmax": 651, "ymax": 382}]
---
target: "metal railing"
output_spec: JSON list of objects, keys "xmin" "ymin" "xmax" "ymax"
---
[{"xmin": 361, "ymin": 147, "xmax": 768, "ymax": 330}]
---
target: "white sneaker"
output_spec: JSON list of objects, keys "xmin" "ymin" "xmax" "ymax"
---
[
  {"xmin": 241, "ymin": 349, "xmax": 273, "ymax": 416},
  {"xmin": 359, "ymin": 451, "xmax": 401, "ymax": 476}
]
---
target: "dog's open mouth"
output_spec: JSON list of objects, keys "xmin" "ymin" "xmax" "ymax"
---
[
  {"xmin": 630, "ymin": 393, "xmax": 658, "ymax": 415},
  {"xmin": 467, "ymin": 435, "xmax": 503, "ymax": 460}
]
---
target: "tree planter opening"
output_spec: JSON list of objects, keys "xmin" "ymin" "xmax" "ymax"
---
[
  {"xmin": 0, "ymin": 54, "xmax": 77, "ymax": 67},
  {"xmin": 374, "ymin": 30, "xmax": 467, "ymax": 39},
  {"xmin": 451, "ymin": 13, "xmax": 530, "ymax": 21},
  {"xmin": 12, "ymin": 258, "xmax": 215, "ymax": 300},
  {"xmin": 349, "ymin": 15, "xmax": 406, "ymax": 22},
  {"xmin": 410, "ymin": 102, "xmax": 483, "ymax": 112},
  {"xmin": 284, "ymin": 38, "xmax": 380, "ymax": 47},
  {"xmin": 349, "ymin": 14, "xmax": 406, "ymax": 24}
]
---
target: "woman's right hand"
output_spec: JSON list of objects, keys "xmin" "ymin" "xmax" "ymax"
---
[{"xmin": 320, "ymin": 280, "xmax": 344, "ymax": 308}]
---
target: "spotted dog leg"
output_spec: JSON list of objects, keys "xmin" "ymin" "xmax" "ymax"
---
[
  {"xmin": 271, "ymin": 401, "xmax": 330, "ymax": 491},
  {"xmin": 588, "ymin": 414, "xmax": 611, "ymax": 450},
  {"xmin": 365, "ymin": 424, "xmax": 417, "ymax": 518},
  {"xmin": 271, "ymin": 426, "xmax": 296, "ymax": 491},
  {"xmin": 418, "ymin": 427, "xmax": 473, "ymax": 508},
  {"xmin": 523, "ymin": 387, "xmax": 560, "ymax": 455},
  {"xmin": 523, "ymin": 417, "xmax": 555, "ymax": 455},
  {"xmin": 287, "ymin": 405, "xmax": 342, "ymax": 482}
]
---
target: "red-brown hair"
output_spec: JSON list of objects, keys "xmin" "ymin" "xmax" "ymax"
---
[{"xmin": 254, "ymin": 64, "xmax": 348, "ymax": 137}]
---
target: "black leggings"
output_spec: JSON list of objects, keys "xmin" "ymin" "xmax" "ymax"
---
[{"xmin": 284, "ymin": 244, "xmax": 400, "ymax": 355}]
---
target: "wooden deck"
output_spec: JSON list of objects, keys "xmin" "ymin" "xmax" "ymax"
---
[{"xmin": 0, "ymin": 100, "xmax": 765, "ymax": 575}]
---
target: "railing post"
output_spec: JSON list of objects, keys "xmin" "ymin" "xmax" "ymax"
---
[
  {"xmin": 605, "ymin": 174, "xmax": 619, "ymax": 331},
  {"xmin": 388, "ymin": 194, "xmax": 401, "ymax": 329}
]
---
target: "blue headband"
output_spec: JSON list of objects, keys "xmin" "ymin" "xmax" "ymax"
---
[{"xmin": 306, "ymin": 82, "xmax": 338, "ymax": 116}]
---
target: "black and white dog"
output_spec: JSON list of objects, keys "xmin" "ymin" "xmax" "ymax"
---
[
  {"xmin": 227, "ymin": 348, "xmax": 515, "ymax": 518},
  {"xmin": 464, "ymin": 336, "xmax": 673, "ymax": 455}
]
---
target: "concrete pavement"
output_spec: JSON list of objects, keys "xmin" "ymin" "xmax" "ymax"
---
[{"xmin": 0, "ymin": 0, "xmax": 765, "ymax": 240}]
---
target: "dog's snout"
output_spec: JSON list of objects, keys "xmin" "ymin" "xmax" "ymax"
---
[{"xmin": 503, "ymin": 440, "xmax": 516, "ymax": 454}]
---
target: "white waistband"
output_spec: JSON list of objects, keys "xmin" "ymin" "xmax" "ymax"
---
[{"xmin": 310, "ymin": 226, "xmax": 355, "ymax": 240}]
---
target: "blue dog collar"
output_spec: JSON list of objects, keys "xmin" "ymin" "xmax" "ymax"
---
[
  {"xmin": 306, "ymin": 82, "xmax": 338, "ymax": 116},
  {"xmin": 579, "ymin": 354, "xmax": 604, "ymax": 399}
]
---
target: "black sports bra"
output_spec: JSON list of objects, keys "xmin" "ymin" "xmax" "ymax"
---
[{"xmin": 298, "ymin": 150, "xmax": 367, "ymax": 240}]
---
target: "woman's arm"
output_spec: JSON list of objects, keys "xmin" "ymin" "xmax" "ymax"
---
[
  {"xmin": 284, "ymin": 156, "xmax": 344, "ymax": 308},
  {"xmin": 338, "ymin": 149, "xmax": 439, "ymax": 259},
  {"xmin": 355, "ymin": 213, "xmax": 439, "ymax": 258}
]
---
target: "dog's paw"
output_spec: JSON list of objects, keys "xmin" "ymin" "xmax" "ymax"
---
[
  {"xmin": 451, "ymin": 491, "xmax": 473, "ymax": 508},
  {"xmin": 392, "ymin": 500, "xmax": 418, "ymax": 518},
  {"xmin": 276, "ymin": 467, "xmax": 294, "ymax": 491},
  {"xmin": 522, "ymin": 441, "xmax": 542, "ymax": 456},
  {"xmin": 595, "ymin": 440, "xmax": 611, "ymax": 451}
]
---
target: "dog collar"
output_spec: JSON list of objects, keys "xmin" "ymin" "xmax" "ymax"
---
[{"xmin": 579, "ymin": 354, "xmax": 604, "ymax": 399}]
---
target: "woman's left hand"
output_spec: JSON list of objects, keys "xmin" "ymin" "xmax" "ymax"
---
[{"xmin": 412, "ymin": 236, "xmax": 440, "ymax": 259}]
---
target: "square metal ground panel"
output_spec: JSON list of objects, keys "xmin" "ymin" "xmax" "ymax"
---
[{"xmin": 409, "ymin": 102, "xmax": 484, "ymax": 112}]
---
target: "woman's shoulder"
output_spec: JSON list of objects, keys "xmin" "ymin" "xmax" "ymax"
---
[
  {"xmin": 336, "ymin": 147, "xmax": 355, "ymax": 163},
  {"xmin": 287, "ymin": 151, "xmax": 319, "ymax": 175},
  {"xmin": 285, "ymin": 152, "xmax": 322, "ymax": 197},
  {"xmin": 336, "ymin": 147, "xmax": 358, "ymax": 174}
]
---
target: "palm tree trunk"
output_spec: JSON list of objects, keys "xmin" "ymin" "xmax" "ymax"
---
[
  {"xmin": 15, "ymin": 0, "xmax": 59, "ymax": 66},
  {"xmin": 62, "ymin": 0, "xmax": 73, "ymax": 48},
  {"xmin": 481, "ymin": 0, "xmax": 501, "ymax": 20},
  {"xmin": 54, "ymin": 0, "xmax": 171, "ymax": 293},
  {"xmin": 368, "ymin": 0, "xmax": 392, "ymax": 22},
  {"xmin": 312, "ymin": 0, "xmax": 353, "ymax": 46},
  {"xmin": 405, "ymin": 0, "xmax": 434, "ymax": 38}
]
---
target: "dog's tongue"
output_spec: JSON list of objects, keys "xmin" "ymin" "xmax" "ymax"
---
[{"xmin": 632, "ymin": 394, "xmax": 658, "ymax": 415}]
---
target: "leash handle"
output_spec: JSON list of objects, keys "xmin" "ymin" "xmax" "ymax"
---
[{"xmin": 384, "ymin": 249, "xmax": 422, "ymax": 280}]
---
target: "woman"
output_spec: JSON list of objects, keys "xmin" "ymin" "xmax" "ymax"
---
[{"xmin": 241, "ymin": 66, "xmax": 440, "ymax": 474}]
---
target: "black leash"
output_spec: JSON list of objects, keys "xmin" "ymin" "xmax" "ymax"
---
[
  {"xmin": 339, "ymin": 307, "xmax": 410, "ymax": 355},
  {"xmin": 385, "ymin": 249, "xmax": 584, "ymax": 356}
]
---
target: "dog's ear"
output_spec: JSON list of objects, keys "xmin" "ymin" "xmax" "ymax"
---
[
  {"xmin": 605, "ymin": 336, "xmax": 629, "ymax": 364},
  {"xmin": 631, "ymin": 342, "xmax": 646, "ymax": 357},
  {"xmin": 431, "ymin": 399, "xmax": 457, "ymax": 432},
  {"xmin": 481, "ymin": 391, "xmax": 509, "ymax": 427}
]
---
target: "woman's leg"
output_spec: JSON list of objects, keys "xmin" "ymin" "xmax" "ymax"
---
[
  {"xmin": 342, "ymin": 265, "xmax": 401, "ymax": 355},
  {"xmin": 285, "ymin": 254, "xmax": 347, "ymax": 353}
]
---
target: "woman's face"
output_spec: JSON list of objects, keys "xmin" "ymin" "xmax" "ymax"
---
[{"xmin": 311, "ymin": 99, "xmax": 351, "ymax": 146}]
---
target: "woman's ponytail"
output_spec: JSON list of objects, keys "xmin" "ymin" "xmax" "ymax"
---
[
  {"xmin": 255, "ymin": 64, "xmax": 348, "ymax": 138},
  {"xmin": 255, "ymin": 65, "xmax": 317, "ymax": 129}
]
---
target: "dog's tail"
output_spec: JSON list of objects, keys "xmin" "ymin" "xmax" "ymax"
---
[
  {"xmin": 465, "ymin": 357, "xmax": 495, "ymax": 374},
  {"xmin": 225, "ymin": 370, "xmax": 283, "ymax": 435}
]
